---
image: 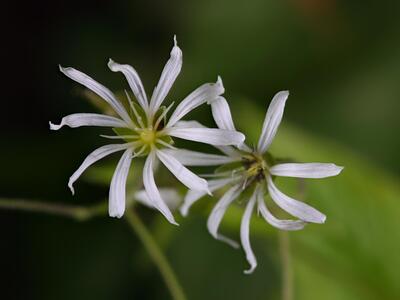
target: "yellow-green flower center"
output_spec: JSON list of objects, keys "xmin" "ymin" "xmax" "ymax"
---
[
  {"xmin": 243, "ymin": 153, "xmax": 268, "ymax": 182},
  {"xmin": 139, "ymin": 129, "xmax": 157, "ymax": 145}
]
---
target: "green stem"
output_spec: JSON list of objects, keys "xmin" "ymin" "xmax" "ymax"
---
[
  {"xmin": 125, "ymin": 209, "xmax": 186, "ymax": 300},
  {"xmin": 0, "ymin": 198, "xmax": 89, "ymax": 219},
  {"xmin": 279, "ymin": 231, "xmax": 293, "ymax": 300}
]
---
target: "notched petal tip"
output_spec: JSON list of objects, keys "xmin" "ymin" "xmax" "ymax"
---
[
  {"xmin": 244, "ymin": 265, "xmax": 256, "ymax": 275},
  {"xmin": 335, "ymin": 165, "xmax": 345, "ymax": 174},
  {"xmin": 68, "ymin": 183, "xmax": 75, "ymax": 195},
  {"xmin": 107, "ymin": 58, "xmax": 117, "ymax": 71},
  {"xmin": 320, "ymin": 214, "xmax": 327, "ymax": 224},
  {"xmin": 279, "ymin": 90, "xmax": 289, "ymax": 97},
  {"xmin": 49, "ymin": 121, "xmax": 62, "ymax": 130},
  {"xmin": 109, "ymin": 211, "xmax": 124, "ymax": 218},
  {"xmin": 216, "ymin": 76, "xmax": 225, "ymax": 93},
  {"xmin": 58, "ymin": 64, "xmax": 71, "ymax": 74}
]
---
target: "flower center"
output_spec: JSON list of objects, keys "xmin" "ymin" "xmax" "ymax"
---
[
  {"xmin": 139, "ymin": 129, "xmax": 156, "ymax": 145},
  {"xmin": 243, "ymin": 153, "xmax": 268, "ymax": 182}
]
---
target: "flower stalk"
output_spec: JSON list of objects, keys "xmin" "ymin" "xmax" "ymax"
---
[{"xmin": 125, "ymin": 209, "xmax": 187, "ymax": 300}]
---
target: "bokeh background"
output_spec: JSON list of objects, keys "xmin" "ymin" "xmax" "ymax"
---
[{"xmin": 2, "ymin": 0, "xmax": 400, "ymax": 299}]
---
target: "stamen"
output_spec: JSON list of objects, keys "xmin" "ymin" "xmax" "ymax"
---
[
  {"xmin": 100, "ymin": 134, "xmax": 139, "ymax": 140},
  {"xmin": 154, "ymin": 102, "xmax": 175, "ymax": 130},
  {"xmin": 133, "ymin": 144, "xmax": 147, "ymax": 157},
  {"xmin": 155, "ymin": 139, "xmax": 176, "ymax": 149},
  {"xmin": 125, "ymin": 90, "xmax": 145, "ymax": 129}
]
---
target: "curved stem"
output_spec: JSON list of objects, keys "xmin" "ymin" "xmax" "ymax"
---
[
  {"xmin": 125, "ymin": 209, "xmax": 186, "ymax": 300},
  {"xmin": 279, "ymin": 231, "xmax": 293, "ymax": 300}
]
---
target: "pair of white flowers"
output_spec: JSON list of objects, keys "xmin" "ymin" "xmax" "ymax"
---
[{"xmin": 50, "ymin": 37, "xmax": 343, "ymax": 273}]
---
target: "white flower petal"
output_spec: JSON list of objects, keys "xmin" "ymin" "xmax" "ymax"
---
[
  {"xmin": 49, "ymin": 113, "xmax": 127, "ymax": 130},
  {"xmin": 174, "ymin": 120, "xmax": 205, "ymax": 128},
  {"xmin": 162, "ymin": 148, "xmax": 239, "ymax": 166},
  {"xmin": 109, "ymin": 149, "xmax": 133, "ymax": 218},
  {"xmin": 167, "ymin": 127, "xmax": 245, "ymax": 146},
  {"xmin": 149, "ymin": 36, "xmax": 182, "ymax": 116},
  {"xmin": 180, "ymin": 176, "xmax": 240, "ymax": 216},
  {"xmin": 68, "ymin": 143, "xmax": 131, "ymax": 195},
  {"xmin": 207, "ymin": 184, "xmax": 242, "ymax": 248},
  {"xmin": 270, "ymin": 163, "xmax": 344, "ymax": 178},
  {"xmin": 108, "ymin": 59, "xmax": 148, "ymax": 111},
  {"xmin": 156, "ymin": 149, "xmax": 210, "ymax": 193},
  {"xmin": 256, "ymin": 186, "xmax": 306, "ymax": 231},
  {"xmin": 59, "ymin": 66, "xmax": 133, "ymax": 127},
  {"xmin": 167, "ymin": 77, "xmax": 224, "ymax": 127},
  {"xmin": 210, "ymin": 96, "xmax": 236, "ymax": 131},
  {"xmin": 143, "ymin": 151, "xmax": 178, "ymax": 225},
  {"xmin": 241, "ymin": 189, "xmax": 257, "ymax": 274},
  {"xmin": 134, "ymin": 188, "xmax": 181, "ymax": 211},
  {"xmin": 214, "ymin": 146, "xmax": 243, "ymax": 157},
  {"xmin": 267, "ymin": 176, "xmax": 326, "ymax": 223},
  {"xmin": 257, "ymin": 91, "xmax": 289, "ymax": 154}
]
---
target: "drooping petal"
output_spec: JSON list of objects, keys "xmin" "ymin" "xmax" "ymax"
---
[
  {"xmin": 180, "ymin": 176, "xmax": 240, "ymax": 216},
  {"xmin": 49, "ymin": 113, "xmax": 127, "ymax": 130},
  {"xmin": 149, "ymin": 36, "xmax": 182, "ymax": 116},
  {"xmin": 167, "ymin": 127, "xmax": 245, "ymax": 146},
  {"xmin": 256, "ymin": 186, "xmax": 306, "ymax": 231},
  {"xmin": 207, "ymin": 184, "xmax": 242, "ymax": 248},
  {"xmin": 167, "ymin": 77, "xmax": 224, "ymax": 127},
  {"xmin": 156, "ymin": 149, "xmax": 210, "ymax": 193},
  {"xmin": 257, "ymin": 91, "xmax": 289, "ymax": 154},
  {"xmin": 59, "ymin": 66, "xmax": 133, "ymax": 127},
  {"xmin": 68, "ymin": 143, "xmax": 132, "ymax": 194},
  {"xmin": 134, "ymin": 188, "xmax": 181, "ymax": 211},
  {"xmin": 267, "ymin": 176, "xmax": 326, "ymax": 223},
  {"xmin": 109, "ymin": 149, "xmax": 133, "ymax": 218},
  {"xmin": 270, "ymin": 163, "xmax": 344, "ymax": 178},
  {"xmin": 143, "ymin": 151, "xmax": 178, "ymax": 225},
  {"xmin": 241, "ymin": 189, "xmax": 257, "ymax": 274},
  {"xmin": 162, "ymin": 148, "xmax": 239, "ymax": 166},
  {"xmin": 108, "ymin": 59, "xmax": 148, "ymax": 111},
  {"xmin": 210, "ymin": 96, "xmax": 236, "ymax": 131}
]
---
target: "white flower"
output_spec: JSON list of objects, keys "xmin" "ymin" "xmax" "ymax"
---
[
  {"xmin": 50, "ymin": 37, "xmax": 245, "ymax": 224},
  {"xmin": 177, "ymin": 91, "xmax": 343, "ymax": 273}
]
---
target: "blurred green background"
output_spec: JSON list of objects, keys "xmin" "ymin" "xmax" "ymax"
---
[{"xmin": 2, "ymin": 0, "xmax": 399, "ymax": 299}]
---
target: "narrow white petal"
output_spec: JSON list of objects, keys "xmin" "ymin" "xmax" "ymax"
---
[
  {"xmin": 59, "ymin": 66, "xmax": 133, "ymax": 126},
  {"xmin": 68, "ymin": 143, "xmax": 131, "ymax": 194},
  {"xmin": 167, "ymin": 77, "xmax": 224, "ymax": 127},
  {"xmin": 267, "ymin": 176, "xmax": 326, "ymax": 223},
  {"xmin": 162, "ymin": 148, "xmax": 239, "ymax": 166},
  {"xmin": 49, "ymin": 113, "xmax": 127, "ymax": 130},
  {"xmin": 156, "ymin": 149, "xmax": 210, "ymax": 193},
  {"xmin": 109, "ymin": 149, "xmax": 133, "ymax": 218},
  {"xmin": 241, "ymin": 190, "xmax": 257, "ymax": 274},
  {"xmin": 174, "ymin": 120, "xmax": 205, "ymax": 128},
  {"xmin": 108, "ymin": 59, "xmax": 148, "ymax": 111},
  {"xmin": 167, "ymin": 127, "xmax": 245, "ymax": 146},
  {"xmin": 180, "ymin": 176, "xmax": 240, "ymax": 216},
  {"xmin": 134, "ymin": 188, "xmax": 181, "ymax": 211},
  {"xmin": 257, "ymin": 91, "xmax": 289, "ymax": 154},
  {"xmin": 149, "ymin": 37, "xmax": 182, "ymax": 116},
  {"xmin": 210, "ymin": 96, "xmax": 236, "ymax": 131},
  {"xmin": 214, "ymin": 146, "xmax": 243, "ymax": 157},
  {"xmin": 256, "ymin": 187, "xmax": 306, "ymax": 231},
  {"xmin": 143, "ymin": 151, "xmax": 178, "ymax": 225},
  {"xmin": 207, "ymin": 184, "xmax": 242, "ymax": 248},
  {"xmin": 270, "ymin": 163, "xmax": 344, "ymax": 178}
]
